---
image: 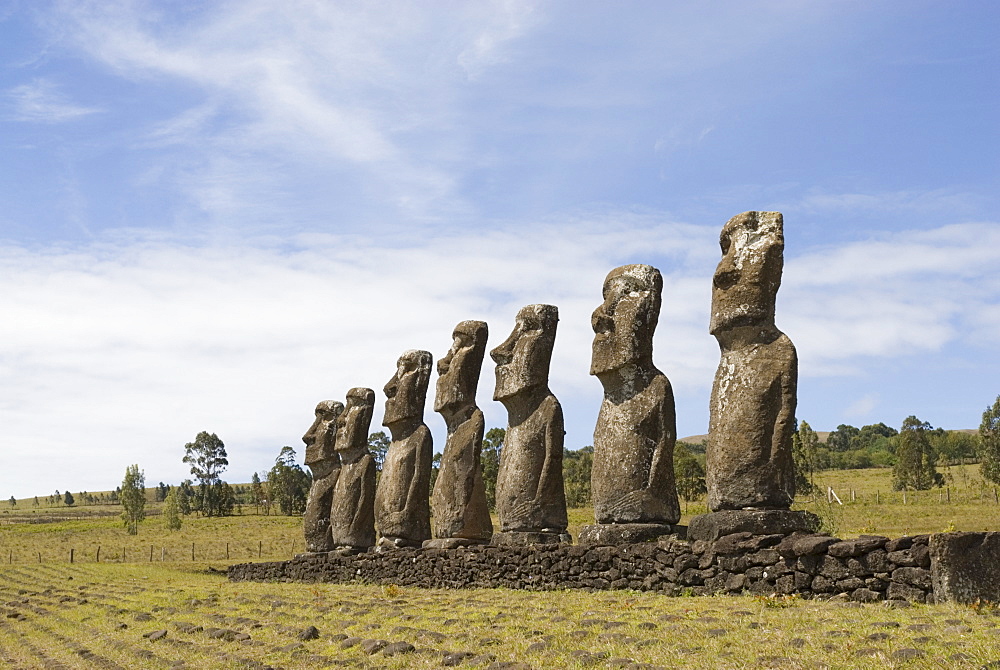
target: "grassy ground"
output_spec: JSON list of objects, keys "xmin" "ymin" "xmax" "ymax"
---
[
  {"xmin": 3, "ymin": 464, "xmax": 999, "ymax": 568},
  {"xmin": 2, "ymin": 468, "xmax": 1000, "ymax": 667},
  {"xmin": 0, "ymin": 510, "xmax": 303, "ymax": 566},
  {"xmin": 799, "ymin": 464, "xmax": 1000, "ymax": 538},
  {"xmin": 1, "ymin": 563, "xmax": 999, "ymax": 669}
]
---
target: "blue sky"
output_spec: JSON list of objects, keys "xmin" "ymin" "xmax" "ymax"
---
[{"xmin": 1, "ymin": 1, "xmax": 998, "ymax": 498}]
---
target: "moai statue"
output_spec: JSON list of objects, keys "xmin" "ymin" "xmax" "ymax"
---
[
  {"xmin": 491, "ymin": 304, "xmax": 570, "ymax": 545},
  {"xmin": 302, "ymin": 400, "xmax": 344, "ymax": 552},
  {"xmin": 579, "ymin": 264, "xmax": 681, "ymax": 545},
  {"xmin": 689, "ymin": 211, "xmax": 816, "ymax": 541},
  {"xmin": 329, "ymin": 387, "xmax": 378, "ymax": 553},
  {"xmin": 375, "ymin": 350, "xmax": 434, "ymax": 549},
  {"xmin": 425, "ymin": 320, "xmax": 493, "ymax": 548}
]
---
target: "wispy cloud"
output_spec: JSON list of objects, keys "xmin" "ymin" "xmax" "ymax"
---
[
  {"xmin": 6, "ymin": 78, "xmax": 101, "ymax": 122},
  {"xmin": 41, "ymin": 0, "xmax": 544, "ymax": 227}
]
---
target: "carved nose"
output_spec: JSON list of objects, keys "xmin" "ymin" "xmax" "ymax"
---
[
  {"xmin": 492, "ymin": 348, "xmax": 513, "ymax": 365},
  {"xmin": 593, "ymin": 312, "xmax": 614, "ymax": 334}
]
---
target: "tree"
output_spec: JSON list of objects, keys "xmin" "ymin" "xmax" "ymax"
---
[
  {"xmin": 213, "ymin": 481, "xmax": 237, "ymax": 516},
  {"xmin": 827, "ymin": 424, "xmax": 860, "ymax": 452},
  {"xmin": 563, "ymin": 446, "xmax": 593, "ymax": 508},
  {"xmin": 250, "ymin": 472, "xmax": 264, "ymax": 514},
  {"xmin": 182, "ymin": 431, "xmax": 228, "ymax": 516},
  {"xmin": 429, "ymin": 453, "xmax": 443, "ymax": 494},
  {"xmin": 266, "ymin": 447, "xmax": 311, "ymax": 515},
  {"xmin": 163, "ymin": 487, "xmax": 182, "ymax": 531},
  {"xmin": 8, "ymin": 496, "xmax": 15, "ymax": 507},
  {"xmin": 178, "ymin": 480, "xmax": 193, "ymax": 515},
  {"xmin": 155, "ymin": 482, "xmax": 170, "ymax": 502},
  {"xmin": 481, "ymin": 427, "xmax": 505, "ymax": 510},
  {"xmin": 793, "ymin": 421, "xmax": 820, "ymax": 494},
  {"xmin": 674, "ymin": 444, "xmax": 706, "ymax": 511},
  {"xmin": 367, "ymin": 432, "xmax": 390, "ymax": 472},
  {"xmin": 63, "ymin": 491, "xmax": 75, "ymax": 506},
  {"xmin": 892, "ymin": 416, "xmax": 944, "ymax": 491},
  {"xmin": 980, "ymin": 396, "xmax": 1000, "ymax": 484},
  {"xmin": 120, "ymin": 464, "xmax": 146, "ymax": 535}
]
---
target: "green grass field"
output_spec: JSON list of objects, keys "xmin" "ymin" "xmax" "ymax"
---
[
  {"xmin": 2, "ymin": 563, "xmax": 999, "ymax": 669},
  {"xmin": 2, "ymin": 466, "xmax": 1000, "ymax": 667},
  {"xmin": 3, "ymin": 464, "xmax": 999, "ymax": 568}
]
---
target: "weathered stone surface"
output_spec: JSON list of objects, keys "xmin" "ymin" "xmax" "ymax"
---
[
  {"xmin": 329, "ymin": 387, "xmax": 377, "ymax": 551},
  {"xmin": 930, "ymin": 531, "xmax": 1000, "ymax": 603},
  {"xmin": 790, "ymin": 534, "xmax": 838, "ymax": 557},
  {"xmin": 430, "ymin": 320, "xmax": 493, "ymax": 544},
  {"xmin": 230, "ymin": 530, "xmax": 938, "ymax": 604},
  {"xmin": 375, "ymin": 350, "xmax": 434, "ymax": 548},
  {"xmin": 827, "ymin": 536, "xmax": 888, "ymax": 558},
  {"xmin": 302, "ymin": 400, "xmax": 344, "ymax": 553},
  {"xmin": 491, "ymin": 304, "xmax": 568, "ymax": 539},
  {"xmin": 578, "ymin": 523, "xmax": 681, "ymax": 546},
  {"xmin": 687, "ymin": 510, "xmax": 818, "ymax": 542},
  {"xmin": 491, "ymin": 531, "xmax": 572, "ymax": 546},
  {"xmin": 590, "ymin": 265, "xmax": 679, "ymax": 525},
  {"xmin": 706, "ymin": 211, "xmax": 797, "ymax": 511}
]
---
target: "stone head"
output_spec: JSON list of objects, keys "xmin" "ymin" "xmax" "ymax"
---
[
  {"xmin": 590, "ymin": 264, "xmax": 662, "ymax": 377},
  {"xmin": 302, "ymin": 400, "xmax": 344, "ymax": 467},
  {"xmin": 383, "ymin": 349, "xmax": 433, "ymax": 427},
  {"xmin": 434, "ymin": 320, "xmax": 488, "ymax": 414},
  {"xmin": 710, "ymin": 211, "xmax": 784, "ymax": 336},
  {"xmin": 334, "ymin": 387, "xmax": 376, "ymax": 454},
  {"xmin": 491, "ymin": 304, "xmax": 558, "ymax": 401}
]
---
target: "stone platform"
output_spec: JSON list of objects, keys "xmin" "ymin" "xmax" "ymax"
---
[{"xmin": 578, "ymin": 523, "xmax": 684, "ymax": 545}]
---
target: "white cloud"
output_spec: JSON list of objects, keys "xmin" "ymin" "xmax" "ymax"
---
[
  {"xmin": 844, "ymin": 393, "xmax": 879, "ymax": 420},
  {"xmin": 6, "ymin": 78, "xmax": 101, "ymax": 123},
  {"xmin": 0, "ymin": 216, "xmax": 714, "ymax": 498},
  {"xmin": 2, "ymin": 216, "xmax": 998, "ymax": 497},
  {"xmin": 794, "ymin": 188, "xmax": 981, "ymax": 218}
]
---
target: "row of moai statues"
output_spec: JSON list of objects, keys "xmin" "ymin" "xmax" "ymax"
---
[{"xmin": 302, "ymin": 211, "xmax": 809, "ymax": 553}]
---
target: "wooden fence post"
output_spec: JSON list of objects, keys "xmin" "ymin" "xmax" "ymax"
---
[
  {"xmin": 70, "ymin": 548, "xmax": 74, "ymax": 563},
  {"xmin": 150, "ymin": 545, "xmax": 153, "ymax": 562},
  {"xmin": 191, "ymin": 542, "xmax": 195, "ymax": 561},
  {"xmin": 226, "ymin": 543, "xmax": 229, "ymax": 560},
  {"xmin": 96, "ymin": 546, "xmax": 100, "ymax": 562},
  {"xmin": 259, "ymin": 540, "xmax": 262, "ymax": 558}
]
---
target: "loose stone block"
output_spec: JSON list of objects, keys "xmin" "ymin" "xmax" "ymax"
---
[
  {"xmin": 375, "ymin": 350, "xmax": 434, "ymax": 549},
  {"xmin": 707, "ymin": 212, "xmax": 797, "ymax": 511},
  {"xmin": 491, "ymin": 304, "xmax": 569, "ymax": 544},
  {"xmin": 578, "ymin": 523, "xmax": 682, "ymax": 546},
  {"xmin": 930, "ymin": 531, "xmax": 1000, "ymax": 604},
  {"xmin": 584, "ymin": 265, "xmax": 679, "ymax": 542},
  {"xmin": 687, "ymin": 509, "xmax": 818, "ymax": 542}
]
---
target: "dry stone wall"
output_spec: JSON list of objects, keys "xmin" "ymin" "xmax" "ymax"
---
[{"xmin": 230, "ymin": 531, "xmax": 936, "ymax": 604}]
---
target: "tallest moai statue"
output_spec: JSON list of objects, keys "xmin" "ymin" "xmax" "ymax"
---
[{"xmin": 691, "ymin": 211, "xmax": 816, "ymax": 541}]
